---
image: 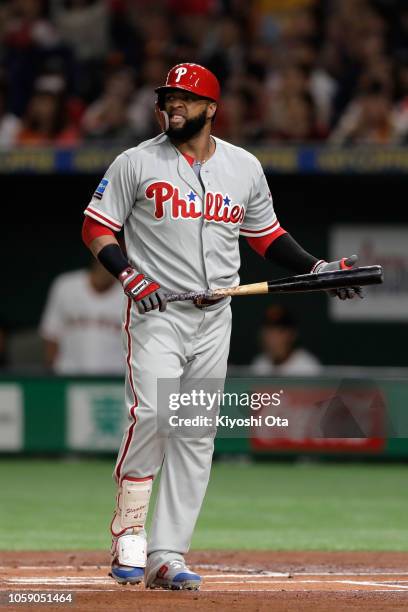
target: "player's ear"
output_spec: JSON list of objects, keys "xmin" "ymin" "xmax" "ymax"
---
[
  {"xmin": 155, "ymin": 102, "xmax": 169, "ymax": 132},
  {"xmin": 207, "ymin": 102, "xmax": 217, "ymax": 121}
]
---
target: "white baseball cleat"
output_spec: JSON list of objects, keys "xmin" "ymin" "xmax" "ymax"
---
[
  {"xmin": 146, "ymin": 559, "xmax": 201, "ymax": 590},
  {"xmin": 110, "ymin": 533, "xmax": 146, "ymax": 585},
  {"xmin": 110, "ymin": 564, "xmax": 144, "ymax": 585}
]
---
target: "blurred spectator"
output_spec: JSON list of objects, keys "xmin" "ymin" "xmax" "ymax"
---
[
  {"xmin": 215, "ymin": 89, "xmax": 261, "ymax": 143},
  {"xmin": 253, "ymin": 0, "xmax": 318, "ymax": 45},
  {"xmin": 2, "ymin": 0, "xmax": 62, "ymax": 114},
  {"xmin": 249, "ymin": 305, "xmax": 321, "ymax": 376},
  {"xmin": 265, "ymin": 91, "xmax": 324, "ymax": 141},
  {"xmin": 40, "ymin": 260, "xmax": 124, "ymax": 375},
  {"xmin": 17, "ymin": 74, "xmax": 81, "ymax": 145},
  {"xmin": 202, "ymin": 16, "xmax": 245, "ymax": 83},
  {"xmin": 393, "ymin": 60, "xmax": 408, "ymax": 142},
  {"xmin": 52, "ymin": 0, "xmax": 109, "ymax": 62},
  {"xmin": 0, "ymin": 77, "xmax": 21, "ymax": 147},
  {"xmin": 126, "ymin": 6, "xmax": 172, "ymax": 65},
  {"xmin": 3, "ymin": 0, "xmax": 60, "ymax": 53},
  {"xmin": 264, "ymin": 64, "xmax": 328, "ymax": 140},
  {"xmin": 0, "ymin": 0, "xmax": 407, "ymax": 145},
  {"xmin": 82, "ymin": 66, "xmax": 137, "ymax": 144},
  {"xmin": 330, "ymin": 83, "xmax": 401, "ymax": 144},
  {"xmin": 128, "ymin": 58, "xmax": 168, "ymax": 139},
  {"xmin": 51, "ymin": 0, "xmax": 109, "ymax": 100}
]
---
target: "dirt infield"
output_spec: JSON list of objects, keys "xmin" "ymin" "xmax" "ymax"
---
[{"xmin": 1, "ymin": 551, "xmax": 408, "ymax": 611}]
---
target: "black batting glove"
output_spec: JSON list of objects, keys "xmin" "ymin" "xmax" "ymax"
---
[{"xmin": 311, "ymin": 255, "xmax": 364, "ymax": 300}]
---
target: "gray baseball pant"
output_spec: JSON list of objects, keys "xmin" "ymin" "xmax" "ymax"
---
[{"xmin": 113, "ymin": 299, "xmax": 231, "ymax": 569}]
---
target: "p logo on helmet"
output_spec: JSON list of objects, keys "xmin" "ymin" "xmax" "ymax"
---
[{"xmin": 174, "ymin": 66, "xmax": 188, "ymax": 82}]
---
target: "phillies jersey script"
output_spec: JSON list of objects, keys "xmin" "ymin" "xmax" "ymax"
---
[{"xmin": 84, "ymin": 133, "xmax": 281, "ymax": 293}]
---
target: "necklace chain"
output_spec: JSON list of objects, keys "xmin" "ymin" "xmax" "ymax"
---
[{"xmin": 194, "ymin": 137, "xmax": 214, "ymax": 164}]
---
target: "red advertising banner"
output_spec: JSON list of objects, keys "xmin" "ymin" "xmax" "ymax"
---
[{"xmin": 249, "ymin": 385, "xmax": 386, "ymax": 453}]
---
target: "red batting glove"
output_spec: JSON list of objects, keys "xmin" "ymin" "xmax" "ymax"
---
[{"xmin": 119, "ymin": 267, "xmax": 167, "ymax": 314}]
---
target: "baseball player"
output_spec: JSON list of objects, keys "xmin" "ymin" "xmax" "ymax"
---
[
  {"xmin": 40, "ymin": 260, "xmax": 124, "ymax": 375},
  {"xmin": 81, "ymin": 63, "xmax": 361, "ymax": 590}
]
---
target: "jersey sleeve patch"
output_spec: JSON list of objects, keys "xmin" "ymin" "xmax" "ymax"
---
[{"xmin": 93, "ymin": 178, "xmax": 109, "ymax": 200}]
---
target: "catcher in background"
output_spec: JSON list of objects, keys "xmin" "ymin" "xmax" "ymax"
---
[{"xmin": 250, "ymin": 305, "xmax": 321, "ymax": 376}]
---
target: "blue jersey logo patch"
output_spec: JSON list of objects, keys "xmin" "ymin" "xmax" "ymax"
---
[{"xmin": 94, "ymin": 178, "xmax": 109, "ymax": 200}]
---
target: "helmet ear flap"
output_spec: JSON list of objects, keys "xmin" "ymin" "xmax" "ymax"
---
[{"xmin": 155, "ymin": 102, "xmax": 169, "ymax": 132}]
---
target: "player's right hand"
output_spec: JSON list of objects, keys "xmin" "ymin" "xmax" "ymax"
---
[{"xmin": 119, "ymin": 267, "xmax": 167, "ymax": 314}]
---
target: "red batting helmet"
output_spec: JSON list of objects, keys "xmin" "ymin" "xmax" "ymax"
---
[{"xmin": 155, "ymin": 63, "xmax": 220, "ymax": 108}]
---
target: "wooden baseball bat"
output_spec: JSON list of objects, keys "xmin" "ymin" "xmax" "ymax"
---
[{"xmin": 165, "ymin": 265, "xmax": 383, "ymax": 303}]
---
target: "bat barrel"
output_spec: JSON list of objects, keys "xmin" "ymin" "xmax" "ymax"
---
[{"xmin": 267, "ymin": 265, "xmax": 383, "ymax": 294}]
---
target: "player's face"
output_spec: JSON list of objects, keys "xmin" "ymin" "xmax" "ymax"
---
[
  {"xmin": 164, "ymin": 90, "xmax": 216, "ymax": 140},
  {"xmin": 262, "ymin": 326, "xmax": 297, "ymax": 363}
]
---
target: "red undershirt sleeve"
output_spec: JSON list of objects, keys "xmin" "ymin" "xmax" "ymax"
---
[
  {"xmin": 82, "ymin": 216, "xmax": 114, "ymax": 247},
  {"xmin": 246, "ymin": 227, "xmax": 287, "ymax": 257}
]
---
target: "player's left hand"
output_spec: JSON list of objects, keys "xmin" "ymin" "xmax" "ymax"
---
[{"xmin": 312, "ymin": 255, "xmax": 364, "ymax": 300}]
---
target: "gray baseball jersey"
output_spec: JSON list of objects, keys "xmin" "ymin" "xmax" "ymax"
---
[{"xmin": 84, "ymin": 133, "xmax": 281, "ymax": 292}]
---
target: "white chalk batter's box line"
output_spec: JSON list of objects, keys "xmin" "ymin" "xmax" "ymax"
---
[
  {"xmin": 0, "ymin": 587, "xmax": 407, "ymax": 594},
  {"xmin": 3, "ymin": 577, "xmax": 408, "ymax": 591},
  {"xmin": 2, "ymin": 566, "xmax": 408, "ymax": 577},
  {"xmin": 0, "ymin": 573, "xmax": 408, "ymax": 583}
]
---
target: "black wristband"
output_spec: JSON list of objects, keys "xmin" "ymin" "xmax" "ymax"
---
[
  {"xmin": 265, "ymin": 233, "xmax": 318, "ymax": 274},
  {"xmin": 97, "ymin": 244, "xmax": 130, "ymax": 278}
]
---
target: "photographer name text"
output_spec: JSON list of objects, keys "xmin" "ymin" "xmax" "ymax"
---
[{"xmin": 168, "ymin": 415, "xmax": 288, "ymax": 428}]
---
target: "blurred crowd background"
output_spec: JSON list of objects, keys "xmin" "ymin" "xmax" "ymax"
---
[
  {"xmin": 0, "ymin": 0, "xmax": 407, "ymax": 377},
  {"xmin": 1, "ymin": 0, "xmax": 408, "ymax": 148}
]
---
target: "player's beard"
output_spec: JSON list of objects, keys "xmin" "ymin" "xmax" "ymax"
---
[{"xmin": 166, "ymin": 110, "xmax": 208, "ymax": 142}]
